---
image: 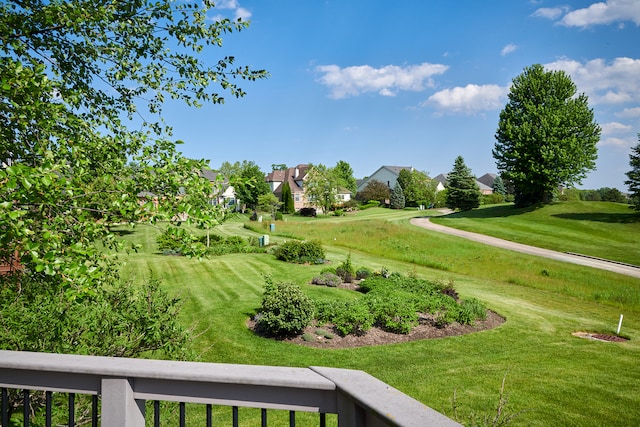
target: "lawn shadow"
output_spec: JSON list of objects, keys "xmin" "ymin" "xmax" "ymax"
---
[
  {"xmin": 552, "ymin": 212, "xmax": 640, "ymax": 224},
  {"xmin": 439, "ymin": 203, "xmax": 539, "ymax": 219}
]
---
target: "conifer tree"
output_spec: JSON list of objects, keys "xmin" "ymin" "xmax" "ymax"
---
[
  {"xmin": 281, "ymin": 181, "xmax": 295, "ymax": 214},
  {"xmin": 625, "ymin": 135, "xmax": 640, "ymax": 210},
  {"xmin": 390, "ymin": 184, "xmax": 406, "ymax": 209},
  {"xmin": 445, "ymin": 156, "xmax": 481, "ymax": 211}
]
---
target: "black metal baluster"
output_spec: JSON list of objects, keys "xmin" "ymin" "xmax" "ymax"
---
[
  {"xmin": 232, "ymin": 406, "xmax": 239, "ymax": 427},
  {"xmin": 319, "ymin": 412, "xmax": 326, "ymax": 427},
  {"xmin": 289, "ymin": 410, "xmax": 295, "ymax": 427},
  {"xmin": 261, "ymin": 408, "xmax": 267, "ymax": 427},
  {"xmin": 68, "ymin": 393, "xmax": 75, "ymax": 426},
  {"xmin": 206, "ymin": 404, "xmax": 212, "ymax": 427},
  {"xmin": 154, "ymin": 400, "xmax": 160, "ymax": 427},
  {"xmin": 1, "ymin": 388, "xmax": 8, "ymax": 427},
  {"xmin": 45, "ymin": 391, "xmax": 52, "ymax": 427},
  {"xmin": 179, "ymin": 402, "xmax": 185, "ymax": 427},
  {"xmin": 23, "ymin": 390, "xmax": 29, "ymax": 427},
  {"xmin": 91, "ymin": 395, "xmax": 98, "ymax": 427}
]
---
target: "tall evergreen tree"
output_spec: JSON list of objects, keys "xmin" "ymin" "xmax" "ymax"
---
[
  {"xmin": 281, "ymin": 181, "xmax": 295, "ymax": 214},
  {"xmin": 446, "ymin": 156, "xmax": 481, "ymax": 211},
  {"xmin": 390, "ymin": 184, "xmax": 405, "ymax": 209},
  {"xmin": 625, "ymin": 135, "xmax": 640, "ymax": 210}
]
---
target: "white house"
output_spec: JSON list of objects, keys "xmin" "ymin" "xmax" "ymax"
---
[{"xmin": 356, "ymin": 166, "xmax": 414, "ymax": 193}]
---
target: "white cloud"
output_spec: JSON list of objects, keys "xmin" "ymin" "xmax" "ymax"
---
[
  {"xmin": 425, "ymin": 84, "xmax": 509, "ymax": 115},
  {"xmin": 532, "ymin": 7, "xmax": 569, "ymax": 20},
  {"xmin": 561, "ymin": 0, "xmax": 640, "ymax": 27},
  {"xmin": 316, "ymin": 63, "xmax": 449, "ymax": 99},
  {"xmin": 601, "ymin": 121, "xmax": 633, "ymax": 134},
  {"xmin": 501, "ymin": 43, "xmax": 518, "ymax": 56},
  {"xmin": 616, "ymin": 107, "xmax": 640, "ymax": 118},
  {"xmin": 599, "ymin": 136, "xmax": 633, "ymax": 147},
  {"xmin": 210, "ymin": 0, "xmax": 251, "ymax": 20},
  {"xmin": 544, "ymin": 57, "xmax": 640, "ymax": 105}
]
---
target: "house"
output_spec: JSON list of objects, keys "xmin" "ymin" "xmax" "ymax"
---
[
  {"xmin": 356, "ymin": 166, "xmax": 414, "ymax": 193},
  {"xmin": 477, "ymin": 173, "xmax": 497, "ymax": 189},
  {"xmin": 433, "ymin": 173, "xmax": 494, "ymax": 195},
  {"xmin": 200, "ymin": 169, "xmax": 238, "ymax": 209},
  {"xmin": 265, "ymin": 164, "xmax": 309, "ymax": 212},
  {"xmin": 265, "ymin": 164, "xmax": 352, "ymax": 213}
]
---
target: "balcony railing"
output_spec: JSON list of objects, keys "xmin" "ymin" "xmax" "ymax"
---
[{"xmin": 0, "ymin": 350, "xmax": 461, "ymax": 426}]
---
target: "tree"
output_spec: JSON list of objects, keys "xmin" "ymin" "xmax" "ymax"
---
[
  {"xmin": 625, "ymin": 135, "xmax": 640, "ymax": 210},
  {"xmin": 494, "ymin": 64, "xmax": 600, "ymax": 207},
  {"xmin": 446, "ymin": 156, "xmax": 481, "ymax": 211},
  {"xmin": 396, "ymin": 168, "xmax": 434, "ymax": 207},
  {"xmin": 257, "ymin": 193, "xmax": 282, "ymax": 218},
  {"xmin": 0, "ymin": 0, "xmax": 266, "ymax": 356},
  {"xmin": 332, "ymin": 160, "xmax": 358, "ymax": 195},
  {"xmin": 231, "ymin": 161, "xmax": 271, "ymax": 210},
  {"xmin": 492, "ymin": 175, "xmax": 506, "ymax": 196},
  {"xmin": 303, "ymin": 164, "xmax": 338, "ymax": 214},
  {"xmin": 280, "ymin": 181, "xmax": 295, "ymax": 214},
  {"xmin": 390, "ymin": 184, "xmax": 405, "ymax": 209},
  {"xmin": 356, "ymin": 180, "xmax": 391, "ymax": 205}
]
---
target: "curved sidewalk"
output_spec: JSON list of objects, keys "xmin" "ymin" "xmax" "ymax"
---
[{"xmin": 410, "ymin": 217, "xmax": 640, "ymax": 279}]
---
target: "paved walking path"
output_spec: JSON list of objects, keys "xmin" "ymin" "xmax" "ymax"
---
[{"xmin": 410, "ymin": 216, "xmax": 640, "ymax": 279}]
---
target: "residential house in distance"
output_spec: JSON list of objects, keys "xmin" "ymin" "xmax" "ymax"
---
[
  {"xmin": 200, "ymin": 168, "xmax": 238, "ymax": 209},
  {"xmin": 356, "ymin": 165, "xmax": 414, "ymax": 193},
  {"xmin": 265, "ymin": 164, "xmax": 309, "ymax": 212},
  {"xmin": 433, "ymin": 173, "xmax": 494, "ymax": 195},
  {"xmin": 265, "ymin": 164, "xmax": 352, "ymax": 213}
]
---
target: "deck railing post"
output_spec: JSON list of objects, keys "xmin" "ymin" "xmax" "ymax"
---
[
  {"xmin": 336, "ymin": 391, "xmax": 366, "ymax": 427},
  {"xmin": 100, "ymin": 378, "xmax": 145, "ymax": 427}
]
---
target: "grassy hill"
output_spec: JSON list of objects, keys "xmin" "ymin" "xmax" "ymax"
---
[
  {"xmin": 430, "ymin": 201, "xmax": 640, "ymax": 266},
  {"xmin": 114, "ymin": 201, "xmax": 640, "ymax": 426}
]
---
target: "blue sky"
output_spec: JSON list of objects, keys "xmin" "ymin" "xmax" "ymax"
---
[{"xmin": 167, "ymin": 0, "xmax": 640, "ymax": 190}]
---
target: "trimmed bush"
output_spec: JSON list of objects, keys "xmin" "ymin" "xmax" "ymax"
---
[
  {"xmin": 257, "ymin": 281, "xmax": 314, "ymax": 337},
  {"xmin": 274, "ymin": 240, "xmax": 325, "ymax": 264}
]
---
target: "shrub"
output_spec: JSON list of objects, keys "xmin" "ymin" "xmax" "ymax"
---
[
  {"xmin": 368, "ymin": 294, "xmax": 418, "ymax": 334},
  {"xmin": 359, "ymin": 200, "xmax": 380, "ymax": 210},
  {"xmin": 356, "ymin": 267, "xmax": 371, "ymax": 280},
  {"xmin": 311, "ymin": 272, "xmax": 342, "ymax": 287},
  {"xmin": 257, "ymin": 281, "xmax": 314, "ymax": 337},
  {"xmin": 274, "ymin": 240, "xmax": 325, "ymax": 264},
  {"xmin": 274, "ymin": 212, "xmax": 283, "ymax": 220},
  {"xmin": 335, "ymin": 254, "xmax": 355, "ymax": 283},
  {"xmin": 482, "ymin": 193, "xmax": 505, "ymax": 205},
  {"xmin": 314, "ymin": 299, "xmax": 350, "ymax": 324},
  {"xmin": 299, "ymin": 207, "xmax": 317, "ymax": 217},
  {"xmin": 333, "ymin": 301, "xmax": 375, "ymax": 336}
]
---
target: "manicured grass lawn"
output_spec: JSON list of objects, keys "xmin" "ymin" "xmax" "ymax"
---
[
  {"xmin": 430, "ymin": 201, "xmax": 640, "ymax": 266},
  {"xmin": 115, "ymin": 203, "xmax": 640, "ymax": 426}
]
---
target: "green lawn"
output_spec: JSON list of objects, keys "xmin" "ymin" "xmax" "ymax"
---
[
  {"xmin": 430, "ymin": 201, "xmax": 640, "ymax": 266},
  {"xmin": 115, "ymin": 202, "xmax": 640, "ymax": 426}
]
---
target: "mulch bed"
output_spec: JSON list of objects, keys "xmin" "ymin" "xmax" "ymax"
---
[
  {"xmin": 572, "ymin": 332, "xmax": 630, "ymax": 343},
  {"xmin": 248, "ymin": 310, "xmax": 505, "ymax": 349}
]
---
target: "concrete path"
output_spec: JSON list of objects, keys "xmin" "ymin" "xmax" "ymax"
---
[{"xmin": 410, "ymin": 216, "xmax": 640, "ymax": 279}]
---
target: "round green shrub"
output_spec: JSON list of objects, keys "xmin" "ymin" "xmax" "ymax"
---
[{"xmin": 257, "ymin": 282, "xmax": 314, "ymax": 336}]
